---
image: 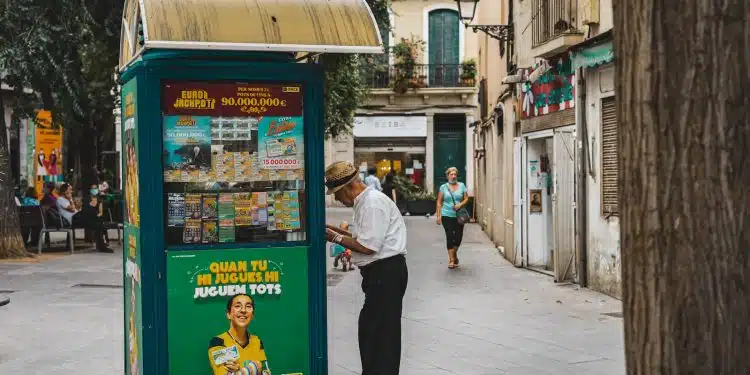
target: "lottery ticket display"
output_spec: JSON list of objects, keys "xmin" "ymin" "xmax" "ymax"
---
[{"xmin": 162, "ymin": 81, "xmax": 307, "ymax": 246}]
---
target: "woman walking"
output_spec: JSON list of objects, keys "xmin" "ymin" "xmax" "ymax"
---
[{"xmin": 436, "ymin": 167, "xmax": 469, "ymax": 269}]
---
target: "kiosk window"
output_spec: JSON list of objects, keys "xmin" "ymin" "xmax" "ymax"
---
[{"xmin": 161, "ymin": 81, "xmax": 306, "ymax": 246}]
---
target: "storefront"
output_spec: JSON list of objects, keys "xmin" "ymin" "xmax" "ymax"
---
[
  {"xmin": 353, "ymin": 115, "xmax": 428, "ymax": 187},
  {"xmin": 514, "ymin": 55, "xmax": 577, "ymax": 282}
]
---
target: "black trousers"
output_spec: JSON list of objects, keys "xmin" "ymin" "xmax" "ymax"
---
[
  {"xmin": 71, "ymin": 208, "xmax": 107, "ymax": 247},
  {"xmin": 441, "ymin": 216, "xmax": 464, "ymax": 249},
  {"xmin": 21, "ymin": 226, "xmax": 41, "ymax": 246},
  {"xmin": 359, "ymin": 254, "xmax": 408, "ymax": 375}
]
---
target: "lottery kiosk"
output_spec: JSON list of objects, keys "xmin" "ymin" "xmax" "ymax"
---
[{"xmin": 117, "ymin": 1, "xmax": 382, "ymax": 374}]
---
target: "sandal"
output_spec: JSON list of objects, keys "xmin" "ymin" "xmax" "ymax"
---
[{"xmin": 448, "ymin": 248, "xmax": 457, "ymax": 269}]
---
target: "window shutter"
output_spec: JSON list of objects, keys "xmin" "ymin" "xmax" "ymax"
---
[{"xmin": 600, "ymin": 96, "xmax": 618, "ymax": 215}]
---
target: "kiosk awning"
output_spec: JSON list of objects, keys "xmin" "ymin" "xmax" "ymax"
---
[{"xmin": 119, "ymin": 0, "xmax": 383, "ymax": 71}]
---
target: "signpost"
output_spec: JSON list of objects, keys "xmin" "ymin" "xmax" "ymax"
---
[{"xmin": 118, "ymin": 1, "xmax": 382, "ymax": 374}]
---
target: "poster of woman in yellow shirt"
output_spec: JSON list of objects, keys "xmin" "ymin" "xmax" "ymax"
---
[{"xmin": 208, "ymin": 294, "xmax": 271, "ymax": 375}]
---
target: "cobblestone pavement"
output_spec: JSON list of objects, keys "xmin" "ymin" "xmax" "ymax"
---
[{"xmin": 0, "ymin": 212, "xmax": 625, "ymax": 375}]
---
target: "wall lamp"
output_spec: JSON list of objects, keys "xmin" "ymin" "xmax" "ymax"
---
[{"xmin": 455, "ymin": 0, "xmax": 514, "ymax": 57}]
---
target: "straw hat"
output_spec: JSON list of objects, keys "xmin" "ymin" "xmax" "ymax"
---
[{"xmin": 324, "ymin": 161, "xmax": 359, "ymax": 195}]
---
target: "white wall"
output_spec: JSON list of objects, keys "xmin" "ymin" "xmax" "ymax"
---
[
  {"xmin": 390, "ymin": 1, "xmax": 479, "ymax": 63},
  {"xmin": 465, "ymin": 115, "xmax": 474, "ymax": 196},
  {"xmin": 584, "ymin": 64, "xmax": 621, "ymax": 298}
]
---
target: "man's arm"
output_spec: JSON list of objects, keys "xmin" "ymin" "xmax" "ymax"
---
[
  {"xmin": 326, "ymin": 207, "xmax": 388, "ymax": 255},
  {"xmin": 326, "ymin": 224, "xmax": 352, "ymax": 237},
  {"xmin": 327, "ymin": 230, "xmax": 375, "ymax": 255}
]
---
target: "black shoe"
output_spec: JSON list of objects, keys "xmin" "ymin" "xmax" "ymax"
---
[
  {"xmin": 97, "ymin": 245, "xmax": 114, "ymax": 253},
  {"xmin": 0, "ymin": 296, "xmax": 9, "ymax": 307}
]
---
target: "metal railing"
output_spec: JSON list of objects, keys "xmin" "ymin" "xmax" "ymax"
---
[
  {"xmin": 361, "ymin": 64, "xmax": 476, "ymax": 89},
  {"xmin": 531, "ymin": 0, "xmax": 578, "ymax": 46}
]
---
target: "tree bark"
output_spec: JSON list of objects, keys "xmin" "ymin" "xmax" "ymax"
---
[
  {"xmin": 615, "ymin": 0, "xmax": 750, "ymax": 374},
  {"xmin": 0, "ymin": 87, "xmax": 27, "ymax": 259}
]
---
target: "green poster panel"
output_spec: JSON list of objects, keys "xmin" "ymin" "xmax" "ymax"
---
[
  {"xmin": 122, "ymin": 78, "xmax": 144, "ymax": 375},
  {"xmin": 166, "ymin": 247, "xmax": 310, "ymax": 375}
]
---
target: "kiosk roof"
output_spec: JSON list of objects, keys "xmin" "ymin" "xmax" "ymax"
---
[{"xmin": 119, "ymin": 0, "xmax": 383, "ymax": 71}]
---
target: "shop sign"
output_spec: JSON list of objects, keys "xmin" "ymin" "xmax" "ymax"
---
[
  {"xmin": 353, "ymin": 116, "xmax": 427, "ymax": 138},
  {"xmin": 520, "ymin": 57, "xmax": 575, "ymax": 119}
]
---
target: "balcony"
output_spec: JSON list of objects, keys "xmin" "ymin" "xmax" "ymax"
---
[
  {"xmin": 361, "ymin": 64, "xmax": 476, "ymax": 91},
  {"xmin": 531, "ymin": 0, "xmax": 584, "ymax": 58}
]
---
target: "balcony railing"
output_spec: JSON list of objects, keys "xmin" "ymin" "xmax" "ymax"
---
[
  {"xmin": 361, "ymin": 64, "xmax": 476, "ymax": 90},
  {"xmin": 531, "ymin": 0, "xmax": 578, "ymax": 46}
]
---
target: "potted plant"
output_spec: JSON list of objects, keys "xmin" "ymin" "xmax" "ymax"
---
[
  {"xmin": 394, "ymin": 175, "xmax": 437, "ymax": 216},
  {"xmin": 406, "ymin": 191, "xmax": 437, "ymax": 216},
  {"xmin": 461, "ymin": 59, "xmax": 477, "ymax": 86},
  {"xmin": 390, "ymin": 36, "xmax": 425, "ymax": 94}
]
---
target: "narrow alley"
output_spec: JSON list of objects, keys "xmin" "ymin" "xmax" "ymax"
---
[{"xmin": 326, "ymin": 209, "xmax": 624, "ymax": 375}]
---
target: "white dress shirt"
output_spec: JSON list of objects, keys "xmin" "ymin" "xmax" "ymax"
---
[{"xmin": 350, "ymin": 187, "xmax": 407, "ymax": 267}]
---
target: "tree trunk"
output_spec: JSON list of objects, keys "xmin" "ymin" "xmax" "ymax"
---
[
  {"xmin": 615, "ymin": 0, "xmax": 750, "ymax": 374},
  {"xmin": 0, "ymin": 88, "xmax": 27, "ymax": 259}
]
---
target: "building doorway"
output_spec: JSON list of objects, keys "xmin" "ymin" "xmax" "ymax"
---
[
  {"xmin": 433, "ymin": 114, "xmax": 466, "ymax": 190},
  {"xmin": 517, "ymin": 126, "xmax": 576, "ymax": 281}
]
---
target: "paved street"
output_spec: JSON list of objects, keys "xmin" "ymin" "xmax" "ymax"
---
[{"xmin": 0, "ymin": 210, "xmax": 624, "ymax": 374}]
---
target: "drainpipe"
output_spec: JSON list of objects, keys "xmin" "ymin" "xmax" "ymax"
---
[{"xmin": 575, "ymin": 67, "xmax": 588, "ymax": 287}]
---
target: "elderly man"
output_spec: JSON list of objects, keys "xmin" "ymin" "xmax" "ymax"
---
[{"xmin": 324, "ymin": 161, "xmax": 408, "ymax": 375}]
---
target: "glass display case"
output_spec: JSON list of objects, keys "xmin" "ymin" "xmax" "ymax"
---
[{"xmin": 161, "ymin": 80, "xmax": 307, "ymax": 246}]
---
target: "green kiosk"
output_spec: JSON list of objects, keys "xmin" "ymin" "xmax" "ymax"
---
[{"xmin": 118, "ymin": 1, "xmax": 382, "ymax": 374}]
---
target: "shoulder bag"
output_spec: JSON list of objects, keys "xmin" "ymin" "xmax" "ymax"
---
[{"xmin": 447, "ymin": 185, "xmax": 471, "ymax": 225}]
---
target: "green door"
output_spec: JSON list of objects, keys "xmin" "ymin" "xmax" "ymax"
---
[
  {"xmin": 433, "ymin": 115, "xmax": 466, "ymax": 191},
  {"xmin": 428, "ymin": 9, "xmax": 460, "ymax": 86}
]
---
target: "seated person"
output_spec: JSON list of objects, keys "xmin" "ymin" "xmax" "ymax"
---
[
  {"xmin": 55, "ymin": 183, "xmax": 113, "ymax": 253},
  {"xmin": 40, "ymin": 182, "xmax": 58, "ymax": 207},
  {"xmin": 22, "ymin": 187, "xmax": 40, "ymax": 206},
  {"xmin": 87, "ymin": 184, "xmax": 110, "ymax": 244},
  {"xmin": 20, "ymin": 187, "xmax": 41, "ymax": 247}
]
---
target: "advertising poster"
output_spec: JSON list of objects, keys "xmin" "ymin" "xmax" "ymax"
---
[
  {"xmin": 166, "ymin": 247, "xmax": 310, "ymax": 375},
  {"xmin": 121, "ymin": 78, "xmax": 143, "ymax": 375},
  {"xmin": 24, "ymin": 118, "xmax": 36, "ymax": 187},
  {"xmin": 164, "ymin": 115, "xmax": 213, "ymax": 182},
  {"xmin": 257, "ymin": 117, "xmax": 304, "ymax": 170},
  {"xmin": 161, "ymin": 81, "xmax": 305, "ymax": 179},
  {"xmin": 33, "ymin": 110, "xmax": 64, "ymax": 197}
]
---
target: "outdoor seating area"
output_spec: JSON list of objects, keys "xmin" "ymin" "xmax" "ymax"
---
[{"xmin": 17, "ymin": 192, "xmax": 124, "ymax": 254}]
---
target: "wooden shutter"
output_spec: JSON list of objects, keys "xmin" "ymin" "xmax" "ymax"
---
[
  {"xmin": 479, "ymin": 78, "xmax": 488, "ymax": 119},
  {"xmin": 600, "ymin": 96, "xmax": 618, "ymax": 215}
]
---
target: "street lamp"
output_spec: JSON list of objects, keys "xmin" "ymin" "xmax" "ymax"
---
[
  {"xmin": 454, "ymin": 0, "xmax": 514, "ymax": 57},
  {"xmin": 456, "ymin": 0, "xmax": 479, "ymax": 22}
]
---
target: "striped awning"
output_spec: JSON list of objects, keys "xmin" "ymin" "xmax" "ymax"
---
[
  {"xmin": 119, "ymin": 0, "xmax": 383, "ymax": 71},
  {"xmin": 571, "ymin": 41, "xmax": 614, "ymax": 69}
]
